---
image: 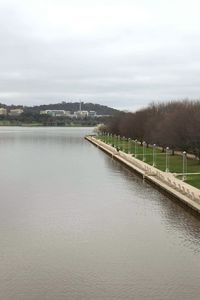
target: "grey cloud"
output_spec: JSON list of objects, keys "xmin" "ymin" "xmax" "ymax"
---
[{"xmin": 1, "ymin": 0, "xmax": 200, "ymax": 110}]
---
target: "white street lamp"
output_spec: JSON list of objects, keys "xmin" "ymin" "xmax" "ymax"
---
[
  {"xmin": 153, "ymin": 144, "xmax": 156, "ymax": 167},
  {"xmin": 128, "ymin": 138, "xmax": 131, "ymax": 154},
  {"xmin": 165, "ymin": 147, "xmax": 170, "ymax": 172},
  {"xmin": 182, "ymin": 151, "xmax": 187, "ymax": 181},
  {"xmin": 123, "ymin": 136, "xmax": 125, "ymax": 152},
  {"xmin": 135, "ymin": 139, "xmax": 138, "ymax": 157},
  {"xmin": 143, "ymin": 141, "xmax": 146, "ymax": 162},
  {"xmin": 131, "ymin": 139, "xmax": 134, "ymax": 155},
  {"xmin": 107, "ymin": 133, "xmax": 109, "ymax": 144},
  {"xmin": 118, "ymin": 135, "xmax": 120, "ymax": 149},
  {"xmin": 114, "ymin": 134, "xmax": 117, "ymax": 148}
]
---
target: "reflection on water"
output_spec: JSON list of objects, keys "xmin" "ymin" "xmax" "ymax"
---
[
  {"xmin": 106, "ymin": 157, "xmax": 200, "ymax": 253},
  {"xmin": 0, "ymin": 127, "xmax": 91, "ymax": 145},
  {"xmin": 0, "ymin": 127, "xmax": 199, "ymax": 300}
]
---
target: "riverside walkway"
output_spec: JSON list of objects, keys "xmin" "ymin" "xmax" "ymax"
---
[{"xmin": 86, "ymin": 135, "xmax": 200, "ymax": 214}]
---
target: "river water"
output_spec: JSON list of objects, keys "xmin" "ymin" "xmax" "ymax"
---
[{"xmin": 0, "ymin": 127, "xmax": 199, "ymax": 300}]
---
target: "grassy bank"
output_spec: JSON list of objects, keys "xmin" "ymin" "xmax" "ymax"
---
[{"xmin": 98, "ymin": 135, "xmax": 200, "ymax": 189}]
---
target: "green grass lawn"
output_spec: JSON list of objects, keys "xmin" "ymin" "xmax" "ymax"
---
[{"xmin": 98, "ymin": 135, "xmax": 200, "ymax": 189}]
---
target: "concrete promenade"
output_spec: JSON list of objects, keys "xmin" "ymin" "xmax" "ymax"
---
[{"xmin": 85, "ymin": 135, "xmax": 200, "ymax": 214}]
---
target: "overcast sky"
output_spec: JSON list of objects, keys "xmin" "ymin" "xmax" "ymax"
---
[{"xmin": 1, "ymin": 0, "xmax": 200, "ymax": 110}]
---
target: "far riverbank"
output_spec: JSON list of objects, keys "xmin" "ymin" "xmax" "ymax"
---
[{"xmin": 0, "ymin": 122, "xmax": 96, "ymax": 127}]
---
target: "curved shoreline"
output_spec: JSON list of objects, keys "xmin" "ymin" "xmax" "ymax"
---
[{"xmin": 85, "ymin": 135, "xmax": 200, "ymax": 215}]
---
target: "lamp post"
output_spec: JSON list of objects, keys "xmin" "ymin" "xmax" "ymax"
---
[
  {"xmin": 128, "ymin": 138, "xmax": 131, "ymax": 154},
  {"xmin": 113, "ymin": 134, "xmax": 116, "ymax": 148},
  {"xmin": 182, "ymin": 151, "xmax": 187, "ymax": 181},
  {"xmin": 107, "ymin": 133, "xmax": 109, "ymax": 144},
  {"xmin": 135, "ymin": 139, "xmax": 138, "ymax": 157},
  {"xmin": 110, "ymin": 134, "xmax": 112, "ymax": 145},
  {"xmin": 165, "ymin": 147, "xmax": 170, "ymax": 172},
  {"xmin": 153, "ymin": 144, "xmax": 156, "ymax": 167},
  {"xmin": 122, "ymin": 136, "xmax": 125, "ymax": 152},
  {"xmin": 143, "ymin": 141, "xmax": 146, "ymax": 162},
  {"xmin": 118, "ymin": 135, "xmax": 120, "ymax": 149},
  {"xmin": 131, "ymin": 139, "xmax": 134, "ymax": 155}
]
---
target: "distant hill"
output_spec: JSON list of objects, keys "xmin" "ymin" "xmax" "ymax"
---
[{"xmin": 0, "ymin": 102, "xmax": 119, "ymax": 115}]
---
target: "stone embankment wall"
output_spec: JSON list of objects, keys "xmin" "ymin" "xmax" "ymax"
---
[{"xmin": 85, "ymin": 135, "xmax": 200, "ymax": 214}]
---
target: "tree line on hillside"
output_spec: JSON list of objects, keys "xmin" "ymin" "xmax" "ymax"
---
[
  {"xmin": 0, "ymin": 102, "xmax": 118, "ymax": 115},
  {"xmin": 0, "ymin": 112, "xmax": 109, "ymax": 126},
  {"xmin": 26, "ymin": 102, "xmax": 118, "ymax": 115},
  {"xmin": 103, "ymin": 101, "xmax": 200, "ymax": 160}
]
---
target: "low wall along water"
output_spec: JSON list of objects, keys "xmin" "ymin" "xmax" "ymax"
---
[{"xmin": 86, "ymin": 135, "xmax": 200, "ymax": 214}]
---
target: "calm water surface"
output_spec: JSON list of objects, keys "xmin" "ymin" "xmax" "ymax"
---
[{"xmin": 0, "ymin": 127, "xmax": 200, "ymax": 300}]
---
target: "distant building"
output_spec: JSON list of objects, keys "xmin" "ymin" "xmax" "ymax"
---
[
  {"xmin": 40, "ymin": 110, "xmax": 72, "ymax": 117},
  {"xmin": 9, "ymin": 108, "xmax": 23, "ymax": 116},
  {"xmin": 96, "ymin": 114, "xmax": 111, "ymax": 118},
  {"xmin": 0, "ymin": 108, "xmax": 7, "ymax": 115},
  {"xmin": 40, "ymin": 109, "xmax": 97, "ymax": 118},
  {"xmin": 88, "ymin": 111, "xmax": 97, "ymax": 118},
  {"xmin": 64, "ymin": 111, "xmax": 72, "ymax": 117},
  {"xmin": 40, "ymin": 110, "xmax": 47, "ymax": 115},
  {"xmin": 48, "ymin": 110, "xmax": 66, "ymax": 117},
  {"xmin": 74, "ymin": 110, "xmax": 89, "ymax": 119},
  {"xmin": 40, "ymin": 110, "xmax": 64, "ymax": 117}
]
